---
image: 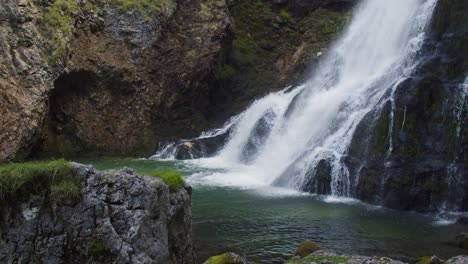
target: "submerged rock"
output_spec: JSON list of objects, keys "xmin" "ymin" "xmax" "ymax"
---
[
  {"xmin": 295, "ymin": 240, "xmax": 321, "ymax": 257},
  {"xmin": 0, "ymin": 162, "xmax": 195, "ymax": 263}
]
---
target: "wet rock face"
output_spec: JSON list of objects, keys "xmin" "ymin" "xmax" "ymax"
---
[
  {"xmin": 343, "ymin": 0, "xmax": 468, "ymax": 212},
  {"xmin": 0, "ymin": 163, "xmax": 195, "ymax": 263}
]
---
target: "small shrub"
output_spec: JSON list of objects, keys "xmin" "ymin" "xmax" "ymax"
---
[{"xmin": 148, "ymin": 170, "xmax": 185, "ymax": 192}]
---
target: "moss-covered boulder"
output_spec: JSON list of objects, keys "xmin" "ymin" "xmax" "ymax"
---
[
  {"xmin": 416, "ymin": 256, "xmax": 445, "ymax": 264},
  {"xmin": 295, "ymin": 240, "xmax": 321, "ymax": 257},
  {"xmin": 147, "ymin": 170, "xmax": 185, "ymax": 192},
  {"xmin": 203, "ymin": 252, "xmax": 244, "ymax": 264}
]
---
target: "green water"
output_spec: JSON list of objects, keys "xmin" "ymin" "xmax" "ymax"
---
[{"xmin": 74, "ymin": 157, "xmax": 467, "ymax": 263}]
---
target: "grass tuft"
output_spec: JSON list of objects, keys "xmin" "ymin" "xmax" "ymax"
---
[
  {"xmin": 148, "ymin": 170, "xmax": 185, "ymax": 192},
  {"xmin": 0, "ymin": 159, "xmax": 80, "ymax": 202}
]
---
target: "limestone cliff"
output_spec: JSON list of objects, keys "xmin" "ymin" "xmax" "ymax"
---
[{"xmin": 0, "ymin": 162, "xmax": 195, "ymax": 263}]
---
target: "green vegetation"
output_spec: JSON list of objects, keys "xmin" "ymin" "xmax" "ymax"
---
[
  {"xmin": 285, "ymin": 255, "xmax": 349, "ymax": 264},
  {"xmin": 198, "ymin": 0, "xmax": 225, "ymax": 20},
  {"xmin": 203, "ymin": 253, "xmax": 243, "ymax": 264},
  {"xmin": 217, "ymin": 1, "xmax": 351, "ymax": 106},
  {"xmin": 416, "ymin": 256, "xmax": 445, "ymax": 264},
  {"xmin": 148, "ymin": 170, "xmax": 185, "ymax": 192},
  {"xmin": 41, "ymin": 0, "xmax": 78, "ymax": 62},
  {"xmin": 0, "ymin": 159, "xmax": 80, "ymax": 202},
  {"xmin": 115, "ymin": 0, "xmax": 174, "ymax": 20},
  {"xmin": 295, "ymin": 240, "xmax": 320, "ymax": 257},
  {"xmin": 279, "ymin": 8, "xmax": 290, "ymax": 20},
  {"xmin": 215, "ymin": 63, "xmax": 237, "ymax": 80},
  {"xmin": 88, "ymin": 239, "xmax": 106, "ymax": 257},
  {"xmin": 186, "ymin": 49, "xmax": 199, "ymax": 60}
]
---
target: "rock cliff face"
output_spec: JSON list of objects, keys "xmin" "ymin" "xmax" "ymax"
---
[
  {"xmin": 0, "ymin": 0, "xmax": 353, "ymax": 160},
  {"xmin": 343, "ymin": 0, "xmax": 468, "ymax": 212},
  {"xmin": 0, "ymin": 162, "xmax": 194, "ymax": 263}
]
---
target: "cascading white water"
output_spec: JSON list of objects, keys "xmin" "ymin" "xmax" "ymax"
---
[{"xmin": 156, "ymin": 0, "xmax": 439, "ymax": 194}]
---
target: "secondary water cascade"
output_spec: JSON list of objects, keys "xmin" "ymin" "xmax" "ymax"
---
[{"xmin": 152, "ymin": 0, "xmax": 444, "ymax": 199}]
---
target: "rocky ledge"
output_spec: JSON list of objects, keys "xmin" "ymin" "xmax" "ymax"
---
[{"xmin": 0, "ymin": 162, "xmax": 194, "ymax": 263}]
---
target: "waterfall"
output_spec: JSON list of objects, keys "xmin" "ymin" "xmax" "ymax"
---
[{"xmin": 153, "ymin": 0, "xmax": 439, "ymax": 193}]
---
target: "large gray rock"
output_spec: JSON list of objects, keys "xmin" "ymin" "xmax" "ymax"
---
[
  {"xmin": 446, "ymin": 256, "xmax": 468, "ymax": 264},
  {"xmin": 0, "ymin": 162, "xmax": 195, "ymax": 264}
]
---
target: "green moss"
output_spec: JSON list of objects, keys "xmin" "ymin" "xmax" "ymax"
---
[
  {"xmin": 285, "ymin": 255, "xmax": 349, "ymax": 264},
  {"xmin": 148, "ymin": 170, "xmax": 185, "ymax": 192},
  {"xmin": 88, "ymin": 239, "xmax": 106, "ymax": 257},
  {"xmin": 220, "ymin": 1, "xmax": 350, "ymax": 108},
  {"xmin": 295, "ymin": 240, "xmax": 320, "ymax": 257},
  {"xmin": 186, "ymin": 49, "xmax": 199, "ymax": 60},
  {"xmin": 141, "ymin": 127, "xmax": 158, "ymax": 154},
  {"xmin": 0, "ymin": 159, "xmax": 80, "ymax": 202},
  {"xmin": 41, "ymin": 0, "xmax": 78, "ymax": 62},
  {"xmin": 46, "ymin": 134, "xmax": 81, "ymax": 158},
  {"xmin": 203, "ymin": 253, "xmax": 243, "ymax": 264},
  {"xmin": 115, "ymin": 0, "xmax": 174, "ymax": 20},
  {"xmin": 416, "ymin": 256, "xmax": 445, "ymax": 264},
  {"xmin": 279, "ymin": 8, "xmax": 290, "ymax": 20},
  {"xmin": 215, "ymin": 63, "xmax": 237, "ymax": 80},
  {"xmin": 198, "ymin": 0, "xmax": 225, "ymax": 20}
]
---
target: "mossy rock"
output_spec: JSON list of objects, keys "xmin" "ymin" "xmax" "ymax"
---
[
  {"xmin": 147, "ymin": 170, "xmax": 185, "ymax": 192},
  {"xmin": 295, "ymin": 240, "xmax": 320, "ymax": 257},
  {"xmin": 416, "ymin": 256, "xmax": 444, "ymax": 264},
  {"xmin": 203, "ymin": 252, "xmax": 243, "ymax": 264}
]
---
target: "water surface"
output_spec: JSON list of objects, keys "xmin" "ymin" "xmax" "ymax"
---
[{"xmin": 74, "ymin": 157, "xmax": 467, "ymax": 263}]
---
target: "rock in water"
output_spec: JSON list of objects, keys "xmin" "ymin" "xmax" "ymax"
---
[
  {"xmin": 203, "ymin": 252, "xmax": 244, "ymax": 264},
  {"xmin": 446, "ymin": 256, "xmax": 468, "ymax": 264},
  {"xmin": 0, "ymin": 162, "xmax": 195, "ymax": 263},
  {"xmin": 295, "ymin": 240, "xmax": 321, "ymax": 257},
  {"xmin": 416, "ymin": 256, "xmax": 444, "ymax": 264}
]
